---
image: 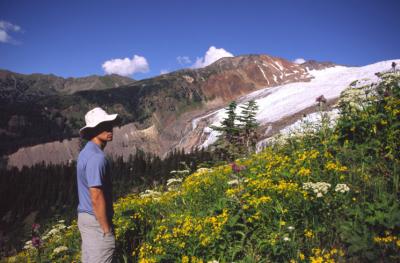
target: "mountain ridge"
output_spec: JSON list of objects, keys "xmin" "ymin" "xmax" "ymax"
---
[
  {"xmin": 1, "ymin": 54, "xmax": 338, "ymax": 168},
  {"xmin": 0, "ymin": 69, "xmax": 136, "ymax": 103}
]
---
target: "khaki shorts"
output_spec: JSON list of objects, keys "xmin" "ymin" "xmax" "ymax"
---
[{"xmin": 78, "ymin": 213, "xmax": 115, "ymax": 263}]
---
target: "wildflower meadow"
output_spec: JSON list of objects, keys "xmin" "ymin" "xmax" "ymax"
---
[{"xmin": 4, "ymin": 73, "xmax": 400, "ymax": 262}]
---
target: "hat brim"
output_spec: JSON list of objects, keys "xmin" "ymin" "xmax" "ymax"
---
[{"xmin": 79, "ymin": 114, "xmax": 118, "ymax": 137}]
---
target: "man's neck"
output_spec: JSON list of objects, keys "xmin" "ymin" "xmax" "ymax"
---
[{"xmin": 91, "ymin": 138, "xmax": 107, "ymax": 150}]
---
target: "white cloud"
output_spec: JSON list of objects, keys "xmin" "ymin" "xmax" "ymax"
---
[
  {"xmin": 293, "ymin": 58, "xmax": 306, "ymax": 64},
  {"xmin": 160, "ymin": 69, "xmax": 169, "ymax": 75},
  {"xmin": 102, "ymin": 55, "xmax": 149, "ymax": 76},
  {"xmin": 0, "ymin": 20, "xmax": 22, "ymax": 44},
  {"xmin": 192, "ymin": 46, "xmax": 234, "ymax": 68},
  {"xmin": 0, "ymin": 31, "xmax": 8, "ymax": 42},
  {"xmin": 177, "ymin": 56, "xmax": 191, "ymax": 65}
]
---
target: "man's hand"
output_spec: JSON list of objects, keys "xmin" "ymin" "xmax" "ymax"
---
[{"xmin": 89, "ymin": 187, "xmax": 111, "ymax": 234}]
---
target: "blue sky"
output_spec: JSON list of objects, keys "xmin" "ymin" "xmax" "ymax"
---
[{"xmin": 1, "ymin": 0, "xmax": 399, "ymax": 80}]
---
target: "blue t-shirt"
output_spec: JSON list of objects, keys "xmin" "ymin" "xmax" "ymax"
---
[{"xmin": 76, "ymin": 141, "xmax": 113, "ymax": 220}]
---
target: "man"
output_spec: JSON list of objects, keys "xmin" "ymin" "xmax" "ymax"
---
[{"xmin": 77, "ymin": 107, "xmax": 119, "ymax": 263}]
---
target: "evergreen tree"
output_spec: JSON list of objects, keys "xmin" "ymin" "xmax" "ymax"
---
[
  {"xmin": 237, "ymin": 100, "xmax": 260, "ymax": 154},
  {"xmin": 210, "ymin": 101, "xmax": 241, "ymax": 161},
  {"xmin": 209, "ymin": 100, "xmax": 260, "ymax": 161}
]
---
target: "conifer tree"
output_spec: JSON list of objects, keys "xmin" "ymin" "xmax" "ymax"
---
[
  {"xmin": 210, "ymin": 101, "xmax": 241, "ymax": 161},
  {"xmin": 237, "ymin": 100, "xmax": 260, "ymax": 154}
]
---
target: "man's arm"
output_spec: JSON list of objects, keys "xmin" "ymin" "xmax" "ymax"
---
[{"xmin": 90, "ymin": 187, "xmax": 111, "ymax": 234}]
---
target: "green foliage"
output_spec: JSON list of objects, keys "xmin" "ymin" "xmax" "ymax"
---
[
  {"xmin": 210, "ymin": 101, "xmax": 241, "ymax": 161},
  {"xmin": 237, "ymin": 100, "xmax": 260, "ymax": 154},
  {"xmin": 211, "ymin": 100, "xmax": 260, "ymax": 161},
  {"xmin": 338, "ymin": 194, "xmax": 400, "ymax": 261}
]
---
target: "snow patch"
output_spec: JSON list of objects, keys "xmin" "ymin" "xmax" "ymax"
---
[
  {"xmin": 193, "ymin": 59, "xmax": 400, "ymax": 149},
  {"xmin": 257, "ymin": 65, "xmax": 268, "ymax": 82},
  {"xmin": 275, "ymin": 61, "xmax": 284, "ymax": 71},
  {"xmin": 279, "ymin": 109, "xmax": 340, "ymax": 135}
]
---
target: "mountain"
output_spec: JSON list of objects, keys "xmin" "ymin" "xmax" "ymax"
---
[
  {"xmin": 188, "ymin": 59, "xmax": 399, "ymax": 152},
  {"xmin": 0, "ymin": 69, "xmax": 135, "ymax": 104},
  {"xmin": 0, "ymin": 71, "xmax": 135, "ymax": 157},
  {"xmin": 1, "ymin": 54, "xmax": 339, "ymax": 168}
]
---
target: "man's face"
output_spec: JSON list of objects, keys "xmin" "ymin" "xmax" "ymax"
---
[{"xmin": 95, "ymin": 122, "xmax": 114, "ymax": 142}]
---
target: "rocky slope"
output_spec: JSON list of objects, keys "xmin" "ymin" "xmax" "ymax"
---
[
  {"xmin": 2, "ymin": 54, "xmax": 336, "ymax": 168},
  {"xmin": 0, "ymin": 71, "xmax": 134, "ymax": 156},
  {"xmin": 0, "ymin": 69, "xmax": 135, "ymax": 103}
]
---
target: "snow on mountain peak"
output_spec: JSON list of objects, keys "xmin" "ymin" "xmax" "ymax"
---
[{"xmin": 193, "ymin": 59, "xmax": 400, "ymax": 149}]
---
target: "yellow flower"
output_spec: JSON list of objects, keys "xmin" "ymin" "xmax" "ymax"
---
[
  {"xmin": 325, "ymin": 161, "xmax": 337, "ymax": 171},
  {"xmin": 325, "ymin": 161, "xmax": 347, "ymax": 172},
  {"xmin": 226, "ymin": 188, "xmax": 239, "ymax": 197},
  {"xmin": 191, "ymin": 256, "xmax": 204, "ymax": 263},
  {"xmin": 304, "ymin": 229, "xmax": 314, "ymax": 238},
  {"xmin": 311, "ymin": 248, "xmax": 321, "ymax": 256},
  {"xmin": 178, "ymin": 242, "xmax": 186, "ymax": 248},
  {"xmin": 374, "ymin": 234, "xmax": 398, "ymax": 244},
  {"xmin": 182, "ymin": 255, "xmax": 189, "ymax": 263},
  {"xmin": 309, "ymin": 256, "xmax": 324, "ymax": 263},
  {"xmin": 298, "ymin": 167, "xmax": 311, "ymax": 176},
  {"xmin": 200, "ymin": 235, "xmax": 211, "ymax": 246},
  {"xmin": 309, "ymin": 150, "xmax": 320, "ymax": 159},
  {"xmin": 324, "ymin": 151, "xmax": 333, "ymax": 159}
]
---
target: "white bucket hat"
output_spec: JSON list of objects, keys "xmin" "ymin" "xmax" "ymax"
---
[{"xmin": 79, "ymin": 107, "xmax": 118, "ymax": 137}]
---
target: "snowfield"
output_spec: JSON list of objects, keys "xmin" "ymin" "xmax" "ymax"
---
[{"xmin": 194, "ymin": 59, "xmax": 400, "ymax": 149}]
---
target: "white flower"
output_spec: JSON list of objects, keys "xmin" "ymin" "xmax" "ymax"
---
[
  {"xmin": 139, "ymin": 189, "xmax": 161, "ymax": 198},
  {"xmin": 57, "ymin": 224, "xmax": 66, "ymax": 230},
  {"xmin": 23, "ymin": 244, "xmax": 32, "ymax": 250},
  {"xmin": 303, "ymin": 182, "xmax": 331, "ymax": 197},
  {"xmin": 53, "ymin": 245, "xmax": 68, "ymax": 254},
  {"xmin": 287, "ymin": 226, "xmax": 295, "ymax": 231},
  {"xmin": 166, "ymin": 178, "xmax": 183, "ymax": 186},
  {"xmin": 335, "ymin": 184, "xmax": 350, "ymax": 193},
  {"xmin": 283, "ymin": 237, "xmax": 291, "ymax": 242},
  {"xmin": 196, "ymin": 167, "xmax": 213, "ymax": 173},
  {"xmin": 227, "ymin": 179, "xmax": 240, "ymax": 185},
  {"xmin": 47, "ymin": 228, "xmax": 60, "ymax": 235},
  {"xmin": 23, "ymin": 240, "xmax": 33, "ymax": 250}
]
